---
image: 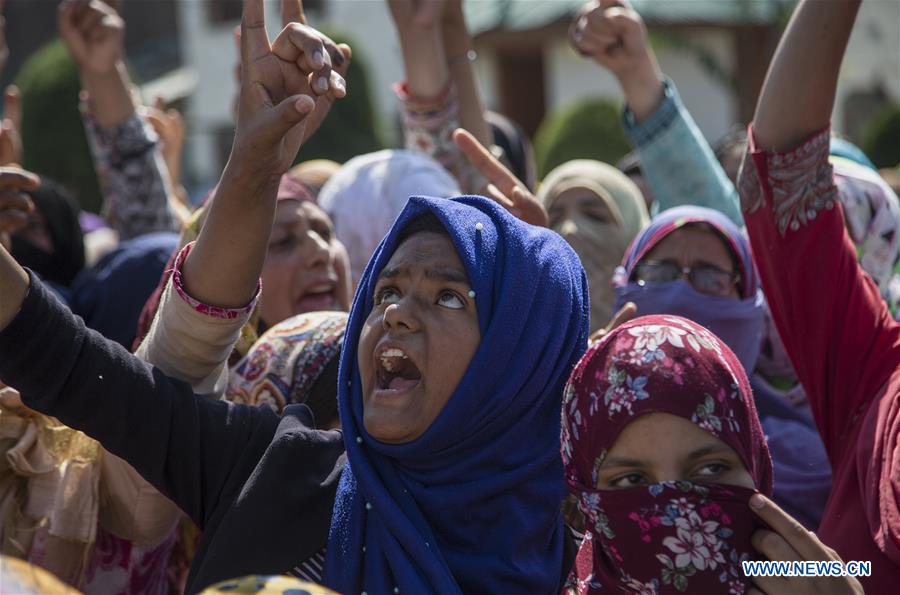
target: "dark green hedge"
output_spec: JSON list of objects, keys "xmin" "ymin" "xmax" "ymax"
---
[
  {"xmin": 862, "ymin": 103, "xmax": 900, "ymax": 169},
  {"xmin": 16, "ymin": 40, "xmax": 103, "ymax": 214},
  {"xmin": 534, "ymin": 98, "xmax": 631, "ymax": 179}
]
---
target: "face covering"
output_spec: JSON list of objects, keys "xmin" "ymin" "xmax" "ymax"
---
[
  {"xmin": 569, "ymin": 481, "xmax": 765, "ymax": 595},
  {"xmin": 538, "ymin": 161, "xmax": 650, "ymax": 332},
  {"xmin": 562, "ymin": 315, "xmax": 773, "ymax": 595},
  {"xmin": 615, "ymin": 280, "xmax": 764, "ymax": 374},
  {"xmin": 560, "ymin": 214, "xmax": 628, "ymax": 331}
]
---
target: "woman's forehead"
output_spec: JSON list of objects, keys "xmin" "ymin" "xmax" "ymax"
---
[
  {"xmin": 644, "ymin": 223, "xmax": 737, "ymax": 263},
  {"xmin": 274, "ymin": 200, "xmax": 329, "ymax": 224},
  {"xmin": 382, "ymin": 233, "xmax": 467, "ymax": 279},
  {"xmin": 608, "ymin": 412, "xmax": 734, "ymax": 459}
]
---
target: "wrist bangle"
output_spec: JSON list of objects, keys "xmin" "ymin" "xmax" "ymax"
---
[{"xmin": 448, "ymin": 49, "xmax": 477, "ymax": 66}]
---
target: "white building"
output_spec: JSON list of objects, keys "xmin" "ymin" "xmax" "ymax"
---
[{"xmin": 165, "ymin": 0, "xmax": 900, "ymax": 190}]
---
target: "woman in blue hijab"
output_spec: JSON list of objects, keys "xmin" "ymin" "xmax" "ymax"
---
[
  {"xmin": 0, "ymin": 191, "xmax": 588, "ymax": 593},
  {"xmin": 326, "ymin": 194, "xmax": 588, "ymax": 593}
]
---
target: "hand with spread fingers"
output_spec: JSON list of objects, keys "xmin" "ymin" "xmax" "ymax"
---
[
  {"xmin": 233, "ymin": 0, "xmax": 348, "ymax": 175},
  {"xmin": 0, "ymin": 167, "xmax": 39, "ymax": 251},
  {"xmin": 180, "ymin": 0, "xmax": 348, "ymax": 310},
  {"xmin": 452, "ymin": 128, "xmax": 548, "ymax": 227},
  {"xmin": 747, "ymin": 494, "xmax": 865, "ymax": 595}
]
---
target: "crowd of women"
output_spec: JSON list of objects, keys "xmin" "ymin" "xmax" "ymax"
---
[{"xmin": 0, "ymin": 0, "xmax": 896, "ymax": 593}]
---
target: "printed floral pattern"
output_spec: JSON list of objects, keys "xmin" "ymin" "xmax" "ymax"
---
[
  {"xmin": 82, "ymin": 107, "xmax": 178, "ymax": 240},
  {"xmin": 227, "ymin": 312, "xmax": 347, "ymax": 414},
  {"xmin": 561, "ymin": 315, "xmax": 773, "ymax": 594},
  {"xmin": 739, "ymin": 127, "xmax": 837, "ymax": 235}
]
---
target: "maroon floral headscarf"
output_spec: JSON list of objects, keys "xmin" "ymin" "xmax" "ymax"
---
[{"xmin": 561, "ymin": 315, "xmax": 773, "ymax": 594}]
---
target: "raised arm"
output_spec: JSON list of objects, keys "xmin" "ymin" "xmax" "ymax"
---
[
  {"xmin": 441, "ymin": 0, "xmax": 491, "ymax": 148},
  {"xmin": 571, "ymin": 0, "xmax": 741, "ymax": 224},
  {"xmin": 59, "ymin": 0, "xmax": 178, "ymax": 239},
  {"xmin": 389, "ymin": 0, "xmax": 485, "ymax": 193},
  {"xmin": 739, "ymin": 0, "xmax": 900, "ymax": 451},
  {"xmin": 181, "ymin": 0, "xmax": 345, "ymax": 309},
  {"xmin": 750, "ymin": 0, "xmax": 858, "ymax": 151}
]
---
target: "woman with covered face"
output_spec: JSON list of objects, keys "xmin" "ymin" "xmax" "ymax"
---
[
  {"xmin": 562, "ymin": 315, "xmax": 863, "ymax": 595},
  {"xmin": 611, "ymin": 206, "xmax": 832, "ymax": 530},
  {"xmin": 539, "ymin": 160, "xmax": 649, "ymax": 332},
  {"xmin": 0, "ymin": 3, "xmax": 588, "ymax": 594}
]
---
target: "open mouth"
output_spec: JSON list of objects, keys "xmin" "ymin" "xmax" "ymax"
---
[
  {"xmin": 295, "ymin": 282, "xmax": 338, "ymax": 312},
  {"xmin": 375, "ymin": 346, "xmax": 423, "ymax": 394}
]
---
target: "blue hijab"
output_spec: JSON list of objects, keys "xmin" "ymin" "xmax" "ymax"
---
[{"xmin": 324, "ymin": 195, "xmax": 589, "ymax": 594}]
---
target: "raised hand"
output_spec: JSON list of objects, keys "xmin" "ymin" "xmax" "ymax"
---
[
  {"xmin": 452, "ymin": 128, "xmax": 548, "ymax": 227},
  {"xmin": 0, "ymin": 167, "xmax": 39, "ymax": 251},
  {"xmin": 145, "ymin": 96, "xmax": 185, "ymax": 188},
  {"xmin": 235, "ymin": 0, "xmax": 350, "ymax": 170},
  {"xmin": 570, "ymin": 0, "xmax": 648, "ymax": 74},
  {"xmin": 58, "ymin": 0, "xmax": 125, "ymax": 76},
  {"xmin": 180, "ymin": 0, "xmax": 347, "ymax": 310},
  {"xmin": 0, "ymin": 85, "xmax": 21, "ymax": 167},
  {"xmin": 570, "ymin": 0, "xmax": 663, "ymax": 121},
  {"xmin": 748, "ymin": 494, "xmax": 864, "ymax": 595}
]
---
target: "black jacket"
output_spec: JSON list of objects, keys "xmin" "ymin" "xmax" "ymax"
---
[{"xmin": 0, "ymin": 275, "xmax": 346, "ymax": 593}]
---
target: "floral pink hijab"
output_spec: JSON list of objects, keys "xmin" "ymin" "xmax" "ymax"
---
[{"xmin": 562, "ymin": 315, "xmax": 773, "ymax": 594}]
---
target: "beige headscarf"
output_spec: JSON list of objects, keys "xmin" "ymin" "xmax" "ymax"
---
[{"xmin": 537, "ymin": 160, "xmax": 648, "ymax": 332}]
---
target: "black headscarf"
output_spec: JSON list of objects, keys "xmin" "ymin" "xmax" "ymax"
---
[
  {"xmin": 11, "ymin": 180, "xmax": 85, "ymax": 287},
  {"xmin": 486, "ymin": 110, "xmax": 537, "ymax": 192}
]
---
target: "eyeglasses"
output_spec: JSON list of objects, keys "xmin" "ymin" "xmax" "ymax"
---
[{"xmin": 632, "ymin": 260, "xmax": 740, "ymax": 297}]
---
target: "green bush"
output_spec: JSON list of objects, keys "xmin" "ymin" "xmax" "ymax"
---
[
  {"xmin": 862, "ymin": 103, "xmax": 900, "ymax": 169},
  {"xmin": 16, "ymin": 40, "xmax": 104, "ymax": 214},
  {"xmin": 295, "ymin": 29, "xmax": 383, "ymax": 165},
  {"xmin": 534, "ymin": 98, "xmax": 632, "ymax": 179}
]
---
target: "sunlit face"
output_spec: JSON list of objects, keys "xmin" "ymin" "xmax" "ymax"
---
[
  {"xmin": 641, "ymin": 224, "xmax": 740, "ymax": 299},
  {"xmin": 259, "ymin": 200, "xmax": 352, "ymax": 326},
  {"xmin": 357, "ymin": 232, "xmax": 481, "ymax": 444},
  {"xmin": 548, "ymin": 188, "xmax": 621, "ymax": 230},
  {"xmin": 595, "ymin": 412, "xmax": 755, "ymax": 490}
]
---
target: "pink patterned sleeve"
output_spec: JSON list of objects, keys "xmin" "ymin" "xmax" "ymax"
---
[
  {"xmin": 170, "ymin": 242, "xmax": 260, "ymax": 320},
  {"xmin": 396, "ymin": 81, "xmax": 484, "ymax": 194},
  {"xmin": 740, "ymin": 126, "xmax": 900, "ymax": 452}
]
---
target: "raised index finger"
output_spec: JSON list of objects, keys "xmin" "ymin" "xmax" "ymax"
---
[
  {"xmin": 241, "ymin": 0, "xmax": 270, "ymax": 64},
  {"xmin": 452, "ymin": 128, "xmax": 522, "ymax": 196},
  {"xmin": 749, "ymin": 494, "xmax": 833, "ymax": 562},
  {"xmin": 282, "ymin": 0, "xmax": 307, "ymax": 26}
]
